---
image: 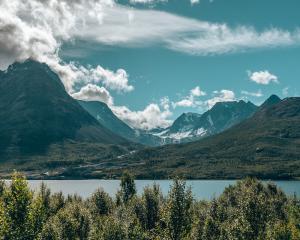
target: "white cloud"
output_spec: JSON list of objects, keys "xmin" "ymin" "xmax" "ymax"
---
[
  {"xmin": 71, "ymin": 84, "xmax": 172, "ymax": 130},
  {"xmin": 76, "ymin": 65, "xmax": 134, "ymax": 93},
  {"xmin": 71, "ymin": 84, "xmax": 114, "ymax": 105},
  {"xmin": 248, "ymin": 70, "xmax": 279, "ymax": 85},
  {"xmin": 173, "ymin": 98, "xmax": 195, "ymax": 108},
  {"xmin": 130, "ymin": 0, "xmax": 167, "ymax": 4},
  {"xmin": 241, "ymin": 90, "xmax": 263, "ymax": 97},
  {"xmin": 0, "ymin": 0, "xmax": 135, "ymax": 94},
  {"xmin": 190, "ymin": 86, "xmax": 206, "ymax": 97},
  {"xmin": 190, "ymin": 0, "xmax": 200, "ymax": 5},
  {"xmin": 206, "ymin": 90, "xmax": 235, "ymax": 108},
  {"xmin": 1, "ymin": 0, "xmax": 300, "ymax": 78},
  {"xmin": 173, "ymin": 86, "xmax": 206, "ymax": 108},
  {"xmin": 111, "ymin": 104, "xmax": 172, "ymax": 130},
  {"xmin": 282, "ymin": 87, "xmax": 289, "ymax": 96},
  {"xmin": 160, "ymin": 96, "xmax": 171, "ymax": 111}
]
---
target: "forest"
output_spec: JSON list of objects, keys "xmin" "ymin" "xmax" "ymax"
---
[{"xmin": 0, "ymin": 172, "xmax": 299, "ymax": 240}]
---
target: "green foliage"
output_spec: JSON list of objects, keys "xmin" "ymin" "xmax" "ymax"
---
[
  {"xmin": 49, "ymin": 191, "xmax": 65, "ymax": 215},
  {"xmin": 120, "ymin": 171, "xmax": 136, "ymax": 204},
  {"xmin": 0, "ymin": 180, "xmax": 5, "ymax": 197},
  {"xmin": 287, "ymin": 196, "xmax": 300, "ymax": 240},
  {"xmin": 40, "ymin": 202, "xmax": 91, "ymax": 240},
  {"xmin": 142, "ymin": 184, "xmax": 162, "ymax": 231},
  {"xmin": 192, "ymin": 178, "xmax": 290, "ymax": 240},
  {"xmin": 90, "ymin": 188, "xmax": 113, "ymax": 216},
  {"xmin": 1, "ymin": 172, "xmax": 299, "ymax": 240},
  {"xmin": 30, "ymin": 182, "xmax": 52, "ymax": 236},
  {"xmin": 2, "ymin": 172, "xmax": 33, "ymax": 239},
  {"xmin": 166, "ymin": 178, "xmax": 193, "ymax": 240},
  {"xmin": 101, "ymin": 216, "xmax": 127, "ymax": 240},
  {"xmin": 0, "ymin": 197, "xmax": 7, "ymax": 238}
]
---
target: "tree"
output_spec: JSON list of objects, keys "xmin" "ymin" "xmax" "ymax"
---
[
  {"xmin": 142, "ymin": 184, "xmax": 161, "ymax": 230},
  {"xmin": 101, "ymin": 216, "xmax": 127, "ymax": 240},
  {"xmin": 2, "ymin": 172, "xmax": 33, "ymax": 239},
  {"xmin": 167, "ymin": 178, "xmax": 193, "ymax": 240},
  {"xmin": 120, "ymin": 171, "xmax": 136, "ymax": 204},
  {"xmin": 0, "ymin": 198, "xmax": 7, "ymax": 238},
  {"xmin": 0, "ymin": 180, "xmax": 5, "ymax": 197},
  {"xmin": 30, "ymin": 182, "xmax": 52, "ymax": 237},
  {"xmin": 90, "ymin": 188, "xmax": 113, "ymax": 216},
  {"xmin": 40, "ymin": 202, "xmax": 92, "ymax": 240},
  {"xmin": 287, "ymin": 196, "xmax": 300, "ymax": 240},
  {"xmin": 202, "ymin": 178, "xmax": 289, "ymax": 240},
  {"xmin": 49, "ymin": 191, "xmax": 65, "ymax": 215},
  {"xmin": 265, "ymin": 221, "xmax": 291, "ymax": 240}
]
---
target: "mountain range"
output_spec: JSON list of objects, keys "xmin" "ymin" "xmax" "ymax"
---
[
  {"xmin": 0, "ymin": 60, "xmax": 299, "ymax": 180},
  {"xmin": 78, "ymin": 100, "xmax": 163, "ymax": 146},
  {"xmin": 117, "ymin": 95, "xmax": 300, "ymax": 179},
  {"xmin": 153, "ymin": 100, "xmax": 258, "ymax": 143}
]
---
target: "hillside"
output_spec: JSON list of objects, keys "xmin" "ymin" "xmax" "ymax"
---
[
  {"xmin": 0, "ymin": 60, "xmax": 131, "ymax": 163},
  {"xmin": 106, "ymin": 96, "xmax": 300, "ymax": 179},
  {"xmin": 78, "ymin": 100, "xmax": 164, "ymax": 146},
  {"xmin": 156, "ymin": 100, "xmax": 258, "ymax": 143}
]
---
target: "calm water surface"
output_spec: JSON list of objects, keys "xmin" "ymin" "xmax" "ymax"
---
[{"xmin": 24, "ymin": 180, "xmax": 300, "ymax": 200}]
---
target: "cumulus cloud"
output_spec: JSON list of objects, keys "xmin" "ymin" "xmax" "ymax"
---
[
  {"xmin": 1, "ymin": 0, "xmax": 300, "ymax": 77},
  {"xmin": 190, "ymin": 86, "xmax": 206, "ymax": 97},
  {"xmin": 71, "ymin": 84, "xmax": 114, "ymax": 105},
  {"xmin": 241, "ymin": 90, "xmax": 263, "ymax": 97},
  {"xmin": 72, "ymin": 65, "xmax": 133, "ymax": 93},
  {"xmin": 70, "ymin": 83, "xmax": 171, "ymax": 130},
  {"xmin": 130, "ymin": 0, "xmax": 167, "ymax": 4},
  {"xmin": 173, "ymin": 86, "xmax": 206, "ymax": 108},
  {"xmin": 248, "ymin": 70, "xmax": 279, "ymax": 85},
  {"xmin": 111, "ymin": 104, "xmax": 172, "ymax": 130},
  {"xmin": 190, "ymin": 0, "xmax": 200, "ymax": 5},
  {"xmin": 0, "ymin": 0, "xmax": 135, "ymax": 94},
  {"xmin": 0, "ymin": 0, "xmax": 297, "ymax": 130},
  {"xmin": 206, "ymin": 90, "xmax": 235, "ymax": 108}
]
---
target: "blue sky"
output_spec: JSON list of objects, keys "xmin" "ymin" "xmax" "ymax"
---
[
  {"xmin": 59, "ymin": 0, "xmax": 300, "ymax": 126},
  {"xmin": 2, "ymin": 0, "xmax": 300, "ymax": 129}
]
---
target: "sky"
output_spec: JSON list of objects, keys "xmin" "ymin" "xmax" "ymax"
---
[{"xmin": 1, "ymin": 0, "xmax": 300, "ymax": 130}]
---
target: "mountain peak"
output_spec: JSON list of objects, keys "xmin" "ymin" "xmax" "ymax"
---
[
  {"xmin": 0, "ymin": 60, "xmax": 128, "ymax": 154},
  {"xmin": 260, "ymin": 95, "xmax": 281, "ymax": 109}
]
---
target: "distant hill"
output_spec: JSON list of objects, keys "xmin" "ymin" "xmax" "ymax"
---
[
  {"xmin": 78, "ymin": 99, "xmax": 259, "ymax": 146},
  {"xmin": 0, "ymin": 60, "xmax": 129, "ymax": 157},
  {"xmin": 78, "ymin": 100, "xmax": 164, "ymax": 146},
  {"xmin": 116, "ymin": 95, "xmax": 300, "ymax": 180},
  {"xmin": 156, "ymin": 100, "xmax": 258, "ymax": 143}
]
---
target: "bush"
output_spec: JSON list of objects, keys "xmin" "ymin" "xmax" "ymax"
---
[
  {"xmin": 89, "ymin": 188, "xmax": 113, "ymax": 216},
  {"xmin": 40, "ymin": 202, "xmax": 92, "ymax": 239},
  {"xmin": 1, "ymin": 172, "xmax": 299, "ymax": 240}
]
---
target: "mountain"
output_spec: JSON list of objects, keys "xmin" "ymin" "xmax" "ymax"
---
[
  {"xmin": 0, "ymin": 60, "xmax": 129, "ymax": 156},
  {"xmin": 78, "ymin": 99, "xmax": 258, "ymax": 146},
  {"xmin": 156, "ymin": 100, "xmax": 258, "ymax": 143},
  {"xmin": 78, "ymin": 100, "xmax": 136, "ymax": 140},
  {"xmin": 260, "ymin": 94, "xmax": 281, "ymax": 109},
  {"xmin": 115, "ymin": 95, "xmax": 300, "ymax": 179},
  {"xmin": 78, "ymin": 100, "xmax": 164, "ymax": 146}
]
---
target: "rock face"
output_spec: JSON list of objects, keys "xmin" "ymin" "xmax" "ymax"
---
[
  {"xmin": 0, "ymin": 60, "xmax": 128, "ymax": 155},
  {"xmin": 155, "ymin": 100, "xmax": 258, "ymax": 143}
]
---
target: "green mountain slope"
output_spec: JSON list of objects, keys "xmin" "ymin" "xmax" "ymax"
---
[
  {"xmin": 116, "ymin": 96, "xmax": 300, "ymax": 179},
  {"xmin": 0, "ymin": 60, "xmax": 129, "ymax": 157}
]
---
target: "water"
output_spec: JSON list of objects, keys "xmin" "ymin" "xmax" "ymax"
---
[{"xmin": 22, "ymin": 180, "xmax": 300, "ymax": 200}]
